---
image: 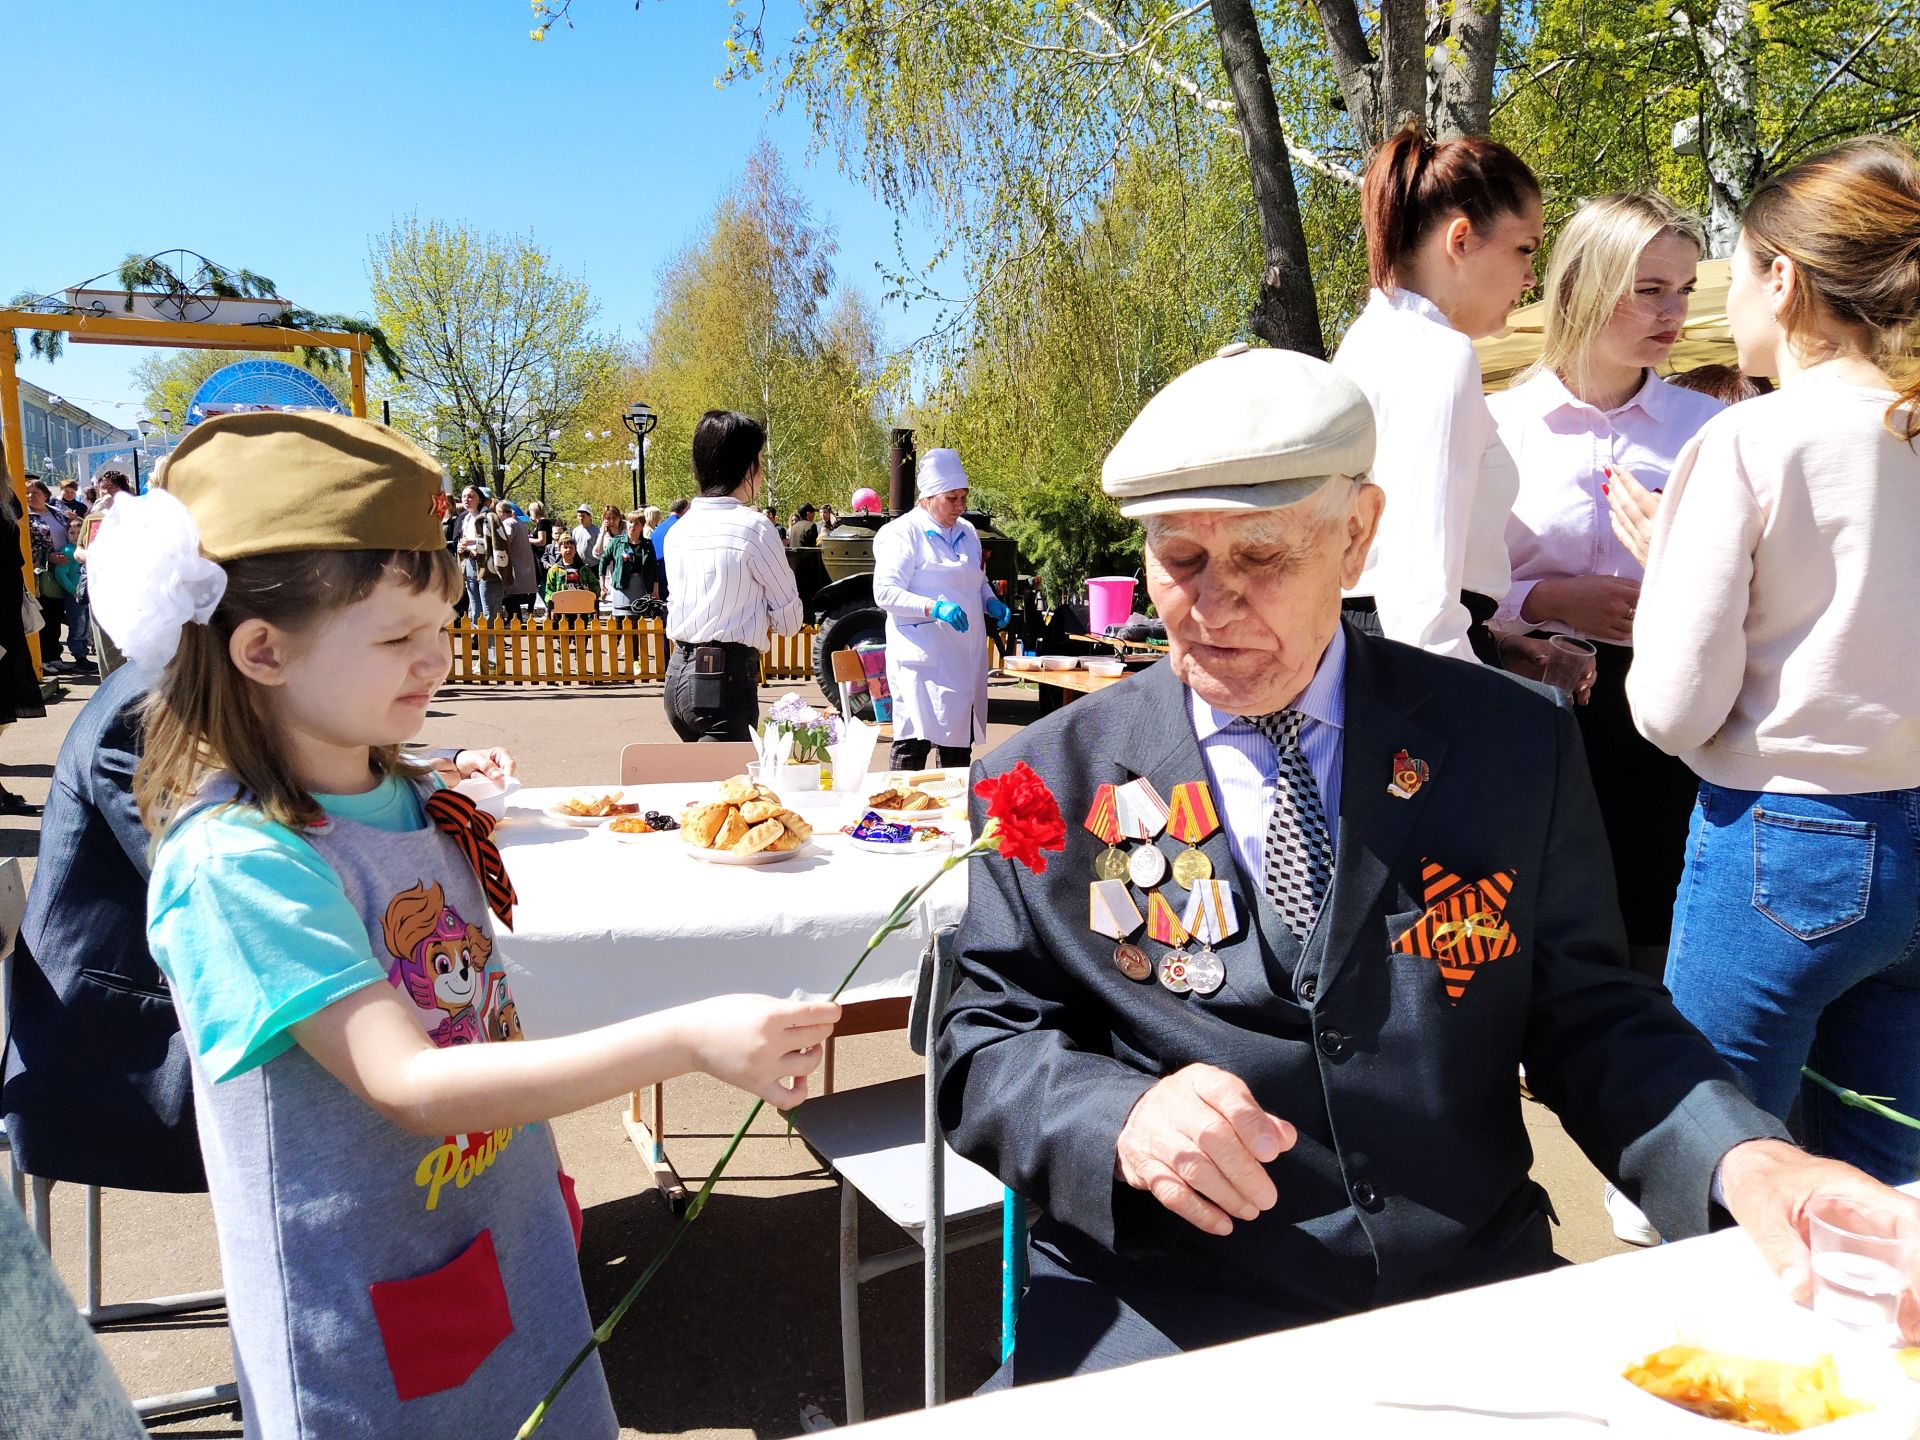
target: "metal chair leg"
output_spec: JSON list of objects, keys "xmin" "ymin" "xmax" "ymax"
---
[
  {"xmin": 134, "ymin": 1382, "xmax": 242, "ymax": 1422},
  {"xmin": 838, "ymin": 1181, "xmax": 865, "ymax": 1426},
  {"xmin": 86, "ymin": 1183, "xmax": 102, "ymax": 1312},
  {"xmin": 30, "ymin": 1172, "xmax": 52, "ymax": 1251}
]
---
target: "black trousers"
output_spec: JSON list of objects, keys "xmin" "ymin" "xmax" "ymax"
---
[
  {"xmin": 1574, "ymin": 640, "xmax": 1698, "ymax": 952},
  {"xmin": 887, "ymin": 739, "xmax": 973, "ymax": 772},
  {"xmin": 664, "ymin": 642, "xmax": 760, "ymax": 742}
]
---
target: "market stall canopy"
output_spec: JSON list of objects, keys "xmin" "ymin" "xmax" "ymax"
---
[{"xmin": 1474, "ymin": 258, "xmax": 1734, "ymax": 391}]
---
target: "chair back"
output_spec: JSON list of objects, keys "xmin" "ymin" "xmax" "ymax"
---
[
  {"xmin": 908, "ymin": 922, "xmax": 958, "ymax": 1061},
  {"xmin": 831, "ymin": 649, "xmax": 868, "ymax": 686},
  {"xmin": 546, "ymin": 589, "xmax": 597, "ymax": 616},
  {"xmin": 618, "ymin": 741, "xmax": 760, "ymax": 786},
  {"xmin": 0, "ymin": 858, "xmax": 24, "ymax": 965}
]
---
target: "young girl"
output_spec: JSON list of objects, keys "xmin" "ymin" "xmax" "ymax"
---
[
  {"xmin": 1624, "ymin": 138, "xmax": 1920, "ymax": 1183},
  {"xmin": 1332, "ymin": 123, "xmax": 1541, "ymax": 664},
  {"xmin": 93, "ymin": 411, "xmax": 838, "ymax": 1437}
]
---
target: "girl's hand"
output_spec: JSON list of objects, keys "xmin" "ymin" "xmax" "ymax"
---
[
  {"xmin": 1605, "ymin": 466, "xmax": 1661, "ymax": 567},
  {"xmin": 1523, "ymin": 574, "xmax": 1640, "ymax": 645},
  {"xmin": 677, "ymin": 994, "xmax": 841, "ymax": 1109}
]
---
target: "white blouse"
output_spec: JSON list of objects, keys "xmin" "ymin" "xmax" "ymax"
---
[
  {"xmin": 1490, "ymin": 370, "xmax": 1723, "ymax": 639},
  {"xmin": 1333, "ymin": 288, "xmax": 1518, "ymax": 663}
]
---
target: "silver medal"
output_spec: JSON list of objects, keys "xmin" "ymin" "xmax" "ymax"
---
[
  {"xmin": 1127, "ymin": 843, "xmax": 1168, "ymax": 889},
  {"xmin": 1185, "ymin": 946, "xmax": 1226, "ymax": 996}
]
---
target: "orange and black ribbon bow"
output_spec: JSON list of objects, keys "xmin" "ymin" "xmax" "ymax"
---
[{"xmin": 424, "ymin": 789, "xmax": 519, "ymax": 930}]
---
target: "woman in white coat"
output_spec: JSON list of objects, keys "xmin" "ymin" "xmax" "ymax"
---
[{"xmin": 872, "ymin": 448, "xmax": 1011, "ymax": 771}]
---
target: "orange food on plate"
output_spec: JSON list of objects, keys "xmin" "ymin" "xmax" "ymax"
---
[
  {"xmin": 608, "ymin": 816, "xmax": 654, "ymax": 834},
  {"xmin": 1623, "ymin": 1345, "xmax": 1873, "ymax": 1433}
]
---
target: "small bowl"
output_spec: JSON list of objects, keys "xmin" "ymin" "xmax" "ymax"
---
[
  {"xmin": 1038, "ymin": 655, "xmax": 1079, "ymax": 672},
  {"xmin": 1084, "ymin": 659, "xmax": 1125, "ymax": 678},
  {"xmin": 1004, "ymin": 654, "xmax": 1041, "ymax": 672}
]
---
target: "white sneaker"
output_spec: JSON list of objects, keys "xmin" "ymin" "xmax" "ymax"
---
[{"xmin": 1603, "ymin": 1183, "xmax": 1659, "ymax": 1247}]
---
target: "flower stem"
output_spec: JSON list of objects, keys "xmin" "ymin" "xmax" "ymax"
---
[
  {"xmin": 519, "ymin": 831, "xmax": 988, "ymax": 1435},
  {"xmin": 1802, "ymin": 1066, "xmax": 1920, "ymax": 1132}
]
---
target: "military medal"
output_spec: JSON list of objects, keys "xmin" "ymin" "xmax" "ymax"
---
[
  {"xmin": 1387, "ymin": 748, "xmax": 1431, "ymax": 800},
  {"xmin": 1166, "ymin": 781, "xmax": 1221, "ymax": 888},
  {"xmin": 1089, "ymin": 880, "xmax": 1151, "ymax": 981},
  {"xmin": 1179, "ymin": 879, "xmax": 1240, "ymax": 997},
  {"xmin": 1127, "ymin": 842, "xmax": 1168, "ymax": 889},
  {"xmin": 1084, "ymin": 784, "xmax": 1128, "ymax": 881},
  {"xmin": 1146, "ymin": 890, "xmax": 1193, "ymax": 993}
]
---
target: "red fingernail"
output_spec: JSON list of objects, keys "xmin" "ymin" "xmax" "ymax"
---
[{"xmin": 1602, "ymin": 483, "xmax": 1610, "ymax": 494}]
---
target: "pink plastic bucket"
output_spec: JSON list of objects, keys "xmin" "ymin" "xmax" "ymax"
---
[{"xmin": 1086, "ymin": 576, "xmax": 1137, "ymax": 636}]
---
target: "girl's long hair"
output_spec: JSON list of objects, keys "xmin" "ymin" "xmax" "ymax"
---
[
  {"xmin": 1360, "ymin": 122, "xmax": 1540, "ymax": 292},
  {"xmin": 1529, "ymin": 192, "xmax": 1705, "ymax": 398},
  {"xmin": 1740, "ymin": 136, "xmax": 1920, "ymax": 437},
  {"xmin": 135, "ymin": 547, "xmax": 461, "ymax": 835}
]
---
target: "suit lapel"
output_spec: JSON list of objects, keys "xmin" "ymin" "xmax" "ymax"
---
[{"xmin": 1311, "ymin": 629, "xmax": 1447, "ymax": 997}]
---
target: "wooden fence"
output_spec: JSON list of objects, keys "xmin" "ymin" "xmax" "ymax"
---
[{"xmin": 445, "ymin": 617, "xmax": 820, "ymax": 685}]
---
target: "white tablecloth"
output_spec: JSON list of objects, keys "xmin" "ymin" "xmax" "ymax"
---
[
  {"xmin": 492, "ymin": 783, "xmax": 970, "ymax": 1040},
  {"xmin": 844, "ymin": 1208, "xmax": 1920, "ymax": 1436}
]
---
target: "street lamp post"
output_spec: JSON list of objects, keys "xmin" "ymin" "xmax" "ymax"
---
[
  {"xmin": 532, "ymin": 440, "xmax": 554, "ymax": 512},
  {"xmin": 135, "ymin": 417, "xmax": 157, "ymax": 491},
  {"xmin": 621, "ymin": 401, "xmax": 657, "ymax": 511}
]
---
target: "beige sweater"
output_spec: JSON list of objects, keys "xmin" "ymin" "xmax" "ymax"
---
[{"xmin": 1629, "ymin": 380, "xmax": 1920, "ymax": 795}]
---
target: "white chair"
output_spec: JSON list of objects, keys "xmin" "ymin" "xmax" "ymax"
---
[{"xmin": 789, "ymin": 922, "xmax": 1020, "ymax": 1425}]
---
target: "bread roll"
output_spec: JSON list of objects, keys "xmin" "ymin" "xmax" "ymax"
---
[
  {"xmin": 733, "ymin": 817, "xmax": 784, "ymax": 855},
  {"xmin": 739, "ymin": 800, "xmax": 782, "ymax": 823},
  {"xmin": 718, "ymin": 775, "xmax": 757, "ymax": 805},
  {"xmin": 713, "ymin": 809, "xmax": 750, "ymax": 851},
  {"xmin": 682, "ymin": 803, "xmax": 731, "ymax": 849},
  {"xmin": 773, "ymin": 809, "xmax": 813, "ymax": 842}
]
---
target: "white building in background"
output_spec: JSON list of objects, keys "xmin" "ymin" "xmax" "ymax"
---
[{"xmin": 0, "ymin": 378, "xmax": 135, "ymax": 483}]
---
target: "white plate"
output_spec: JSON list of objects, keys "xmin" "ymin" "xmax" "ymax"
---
[
  {"xmin": 883, "ymin": 774, "xmax": 968, "ymax": 801},
  {"xmin": 543, "ymin": 801, "xmax": 635, "ymax": 827},
  {"xmin": 605, "ymin": 825, "xmax": 676, "ymax": 845},
  {"xmin": 843, "ymin": 829, "xmax": 956, "ymax": 855},
  {"xmin": 680, "ymin": 839, "xmax": 821, "ymax": 866},
  {"xmin": 864, "ymin": 804, "xmax": 951, "ymax": 823}
]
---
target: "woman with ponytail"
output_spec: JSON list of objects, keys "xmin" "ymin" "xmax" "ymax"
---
[
  {"xmin": 1623, "ymin": 137, "xmax": 1920, "ymax": 1184},
  {"xmin": 1334, "ymin": 123, "xmax": 1542, "ymax": 664}
]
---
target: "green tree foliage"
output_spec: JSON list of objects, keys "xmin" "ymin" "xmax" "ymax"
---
[
  {"xmin": 634, "ymin": 142, "xmax": 890, "ymax": 514},
  {"xmin": 368, "ymin": 219, "xmax": 624, "ymax": 503}
]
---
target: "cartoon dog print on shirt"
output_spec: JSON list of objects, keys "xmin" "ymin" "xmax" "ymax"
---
[{"xmin": 381, "ymin": 880, "xmax": 502, "ymax": 1048}]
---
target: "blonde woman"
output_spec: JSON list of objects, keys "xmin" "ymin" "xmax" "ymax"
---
[
  {"xmin": 1491, "ymin": 195, "xmax": 1723, "ymax": 969},
  {"xmin": 1624, "ymin": 139, "xmax": 1920, "ymax": 1184}
]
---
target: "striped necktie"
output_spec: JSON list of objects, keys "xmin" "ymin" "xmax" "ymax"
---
[
  {"xmin": 424, "ymin": 789, "xmax": 519, "ymax": 929},
  {"xmin": 1251, "ymin": 710, "xmax": 1333, "ymax": 943}
]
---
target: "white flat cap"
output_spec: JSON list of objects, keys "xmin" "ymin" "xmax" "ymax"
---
[{"xmin": 1101, "ymin": 343, "xmax": 1375, "ymax": 517}]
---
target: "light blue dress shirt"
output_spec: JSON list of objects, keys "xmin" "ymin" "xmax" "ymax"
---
[{"xmin": 1186, "ymin": 625, "xmax": 1347, "ymax": 889}]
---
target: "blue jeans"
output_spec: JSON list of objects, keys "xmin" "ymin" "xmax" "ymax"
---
[
  {"xmin": 462, "ymin": 563, "xmax": 506, "ymax": 666},
  {"xmin": 1666, "ymin": 783, "xmax": 1920, "ymax": 1183}
]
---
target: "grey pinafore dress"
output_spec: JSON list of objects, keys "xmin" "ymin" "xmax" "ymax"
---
[{"xmin": 172, "ymin": 777, "xmax": 617, "ymax": 1438}]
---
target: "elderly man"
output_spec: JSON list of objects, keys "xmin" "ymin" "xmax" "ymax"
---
[
  {"xmin": 873, "ymin": 448, "xmax": 1012, "ymax": 772},
  {"xmin": 938, "ymin": 344, "xmax": 1920, "ymax": 1384}
]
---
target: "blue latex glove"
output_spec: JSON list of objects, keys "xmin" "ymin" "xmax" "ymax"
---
[
  {"xmin": 931, "ymin": 599, "xmax": 970, "ymax": 633},
  {"xmin": 985, "ymin": 597, "xmax": 1012, "ymax": 629}
]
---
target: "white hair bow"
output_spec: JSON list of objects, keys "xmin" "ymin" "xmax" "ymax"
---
[{"xmin": 87, "ymin": 490, "xmax": 228, "ymax": 674}]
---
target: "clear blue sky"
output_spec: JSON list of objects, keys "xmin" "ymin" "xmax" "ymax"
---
[{"xmin": 2, "ymin": 0, "xmax": 949, "ymax": 427}]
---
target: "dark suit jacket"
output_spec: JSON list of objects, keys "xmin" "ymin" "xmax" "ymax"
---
[
  {"xmin": 937, "ymin": 625, "xmax": 1787, "ymax": 1335},
  {"xmin": 3, "ymin": 665, "xmax": 205, "ymax": 1191}
]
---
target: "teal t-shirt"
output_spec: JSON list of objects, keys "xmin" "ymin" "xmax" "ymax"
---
[{"xmin": 148, "ymin": 775, "xmax": 431, "ymax": 1083}]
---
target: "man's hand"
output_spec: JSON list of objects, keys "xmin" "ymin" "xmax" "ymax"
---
[
  {"xmin": 1720, "ymin": 1138, "xmax": 1920, "ymax": 1341},
  {"xmin": 1116, "ymin": 1064, "xmax": 1296, "ymax": 1237}
]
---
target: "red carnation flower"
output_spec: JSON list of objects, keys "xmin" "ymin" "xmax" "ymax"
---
[{"xmin": 973, "ymin": 761, "xmax": 1066, "ymax": 874}]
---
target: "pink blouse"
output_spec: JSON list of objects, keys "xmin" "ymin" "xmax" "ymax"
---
[{"xmin": 1489, "ymin": 369, "xmax": 1723, "ymax": 639}]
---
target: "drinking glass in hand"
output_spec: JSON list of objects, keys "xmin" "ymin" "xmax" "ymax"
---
[
  {"xmin": 1540, "ymin": 635, "xmax": 1598, "ymax": 703},
  {"xmin": 1808, "ymin": 1194, "xmax": 1907, "ymax": 1342}
]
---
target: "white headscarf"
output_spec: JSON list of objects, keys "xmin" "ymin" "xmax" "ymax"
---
[{"xmin": 916, "ymin": 448, "xmax": 968, "ymax": 498}]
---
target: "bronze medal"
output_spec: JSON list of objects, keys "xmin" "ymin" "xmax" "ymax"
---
[
  {"xmin": 1112, "ymin": 942, "xmax": 1152, "ymax": 982},
  {"xmin": 1127, "ymin": 842, "xmax": 1168, "ymax": 889},
  {"xmin": 1172, "ymin": 846, "xmax": 1213, "ymax": 888},
  {"xmin": 1094, "ymin": 845, "xmax": 1130, "ymax": 882}
]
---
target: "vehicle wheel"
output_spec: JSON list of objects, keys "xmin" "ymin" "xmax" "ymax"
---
[{"xmin": 813, "ymin": 603, "xmax": 888, "ymax": 719}]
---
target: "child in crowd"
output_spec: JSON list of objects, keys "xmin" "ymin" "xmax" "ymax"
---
[{"xmin": 90, "ymin": 412, "xmax": 838, "ymax": 1437}]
